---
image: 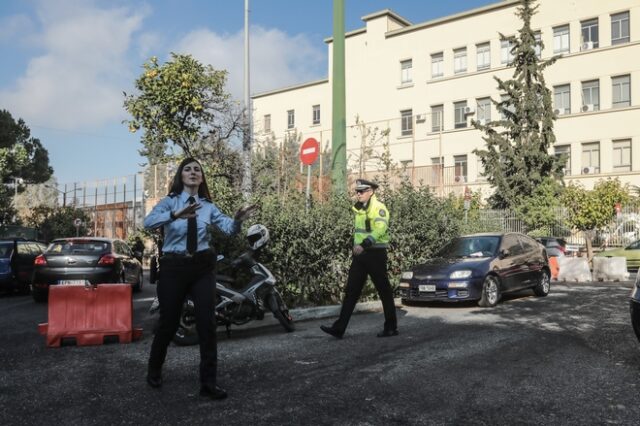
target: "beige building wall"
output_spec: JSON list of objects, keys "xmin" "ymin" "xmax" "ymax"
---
[{"xmin": 252, "ymin": 0, "xmax": 640, "ymax": 195}]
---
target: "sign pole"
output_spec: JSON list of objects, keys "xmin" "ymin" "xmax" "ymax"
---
[{"xmin": 305, "ymin": 165, "xmax": 312, "ymax": 213}]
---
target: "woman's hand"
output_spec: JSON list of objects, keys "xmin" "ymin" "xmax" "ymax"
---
[
  {"xmin": 172, "ymin": 202, "xmax": 201, "ymax": 219},
  {"xmin": 234, "ymin": 204, "xmax": 258, "ymax": 221},
  {"xmin": 352, "ymin": 245, "xmax": 364, "ymax": 256}
]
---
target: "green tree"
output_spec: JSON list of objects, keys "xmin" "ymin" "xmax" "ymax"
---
[
  {"xmin": 514, "ymin": 177, "xmax": 563, "ymax": 235},
  {"xmin": 24, "ymin": 206, "xmax": 92, "ymax": 242},
  {"xmin": 473, "ymin": 0, "xmax": 564, "ymax": 210},
  {"xmin": 562, "ymin": 178, "xmax": 630, "ymax": 259},
  {"xmin": 123, "ymin": 54, "xmax": 243, "ymax": 168},
  {"xmin": 0, "ymin": 110, "xmax": 54, "ymax": 224}
]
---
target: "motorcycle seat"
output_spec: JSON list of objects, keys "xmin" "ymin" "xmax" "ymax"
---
[{"xmin": 217, "ymin": 274, "xmax": 234, "ymax": 285}]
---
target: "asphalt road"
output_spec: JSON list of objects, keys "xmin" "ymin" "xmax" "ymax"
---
[{"xmin": 1, "ymin": 277, "xmax": 640, "ymax": 426}]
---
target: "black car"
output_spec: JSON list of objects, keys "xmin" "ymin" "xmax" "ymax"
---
[
  {"xmin": 0, "ymin": 239, "xmax": 48, "ymax": 294},
  {"xmin": 398, "ymin": 232, "xmax": 550, "ymax": 307},
  {"xmin": 630, "ymin": 271, "xmax": 640, "ymax": 343},
  {"xmin": 31, "ymin": 237, "xmax": 143, "ymax": 302}
]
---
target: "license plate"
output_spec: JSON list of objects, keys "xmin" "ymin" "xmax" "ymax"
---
[
  {"xmin": 419, "ymin": 284, "xmax": 436, "ymax": 292},
  {"xmin": 58, "ymin": 279, "xmax": 88, "ymax": 285}
]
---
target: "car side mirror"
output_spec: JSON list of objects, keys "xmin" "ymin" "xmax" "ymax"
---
[{"xmin": 499, "ymin": 248, "xmax": 510, "ymax": 259}]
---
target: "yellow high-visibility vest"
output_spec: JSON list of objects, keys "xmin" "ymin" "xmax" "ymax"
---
[{"xmin": 352, "ymin": 194, "xmax": 389, "ymax": 248}]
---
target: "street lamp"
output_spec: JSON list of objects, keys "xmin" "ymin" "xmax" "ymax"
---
[{"xmin": 44, "ymin": 184, "xmax": 76, "ymax": 207}]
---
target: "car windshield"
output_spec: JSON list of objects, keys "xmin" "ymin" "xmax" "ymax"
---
[
  {"xmin": 46, "ymin": 240, "xmax": 110, "ymax": 255},
  {"xmin": 0, "ymin": 243, "xmax": 12, "ymax": 259},
  {"xmin": 437, "ymin": 236, "xmax": 500, "ymax": 258}
]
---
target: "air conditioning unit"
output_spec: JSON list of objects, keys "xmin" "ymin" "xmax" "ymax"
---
[
  {"xmin": 583, "ymin": 166, "xmax": 596, "ymax": 174},
  {"xmin": 554, "ymin": 108, "xmax": 568, "ymax": 116},
  {"xmin": 477, "ymin": 118, "xmax": 487, "ymax": 125},
  {"xmin": 581, "ymin": 41, "xmax": 594, "ymax": 51},
  {"xmin": 464, "ymin": 106, "xmax": 475, "ymax": 115},
  {"xmin": 415, "ymin": 114, "xmax": 426, "ymax": 122},
  {"xmin": 454, "ymin": 175, "xmax": 467, "ymax": 183},
  {"xmin": 582, "ymin": 104, "xmax": 595, "ymax": 112}
]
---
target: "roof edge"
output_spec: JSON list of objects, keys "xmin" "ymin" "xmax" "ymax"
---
[{"xmin": 251, "ymin": 78, "xmax": 329, "ymax": 99}]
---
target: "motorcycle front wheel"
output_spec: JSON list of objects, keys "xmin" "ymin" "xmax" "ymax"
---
[
  {"xmin": 173, "ymin": 325, "xmax": 199, "ymax": 346},
  {"xmin": 268, "ymin": 291, "xmax": 295, "ymax": 332}
]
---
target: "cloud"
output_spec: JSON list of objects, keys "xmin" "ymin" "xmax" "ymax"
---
[
  {"xmin": 0, "ymin": 14, "xmax": 35, "ymax": 43},
  {"xmin": 172, "ymin": 25, "xmax": 326, "ymax": 101},
  {"xmin": 0, "ymin": 0, "xmax": 148, "ymax": 129}
]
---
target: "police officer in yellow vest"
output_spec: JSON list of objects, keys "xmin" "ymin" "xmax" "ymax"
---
[{"xmin": 321, "ymin": 179, "xmax": 398, "ymax": 338}]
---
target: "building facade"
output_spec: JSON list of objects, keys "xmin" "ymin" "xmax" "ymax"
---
[{"xmin": 251, "ymin": 0, "xmax": 640, "ymax": 196}]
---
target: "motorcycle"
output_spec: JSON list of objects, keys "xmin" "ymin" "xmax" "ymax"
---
[
  {"xmin": 149, "ymin": 224, "xmax": 294, "ymax": 345},
  {"xmin": 630, "ymin": 269, "xmax": 640, "ymax": 342}
]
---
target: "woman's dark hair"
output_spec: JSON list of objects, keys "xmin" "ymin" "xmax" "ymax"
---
[{"xmin": 168, "ymin": 157, "xmax": 212, "ymax": 200}]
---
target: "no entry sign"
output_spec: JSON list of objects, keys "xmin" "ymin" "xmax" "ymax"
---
[{"xmin": 300, "ymin": 138, "xmax": 319, "ymax": 165}]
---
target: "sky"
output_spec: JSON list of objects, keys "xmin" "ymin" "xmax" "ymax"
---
[{"xmin": 0, "ymin": 0, "xmax": 498, "ymax": 186}]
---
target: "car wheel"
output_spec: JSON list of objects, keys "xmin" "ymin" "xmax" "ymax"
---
[
  {"xmin": 478, "ymin": 275, "xmax": 500, "ymax": 308},
  {"xmin": 32, "ymin": 287, "xmax": 47, "ymax": 303},
  {"xmin": 132, "ymin": 270, "xmax": 143, "ymax": 293},
  {"xmin": 533, "ymin": 269, "xmax": 551, "ymax": 297}
]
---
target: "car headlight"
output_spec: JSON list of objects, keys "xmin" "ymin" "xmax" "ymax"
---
[
  {"xmin": 401, "ymin": 271, "xmax": 413, "ymax": 280},
  {"xmin": 450, "ymin": 270, "xmax": 472, "ymax": 279}
]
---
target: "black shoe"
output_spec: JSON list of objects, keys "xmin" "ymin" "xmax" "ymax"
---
[
  {"xmin": 146, "ymin": 368, "xmax": 162, "ymax": 388},
  {"xmin": 376, "ymin": 329, "xmax": 399, "ymax": 338},
  {"xmin": 200, "ymin": 385, "xmax": 228, "ymax": 400},
  {"xmin": 320, "ymin": 325, "xmax": 344, "ymax": 339}
]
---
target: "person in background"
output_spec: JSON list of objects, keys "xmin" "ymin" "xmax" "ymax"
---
[
  {"xmin": 143, "ymin": 157, "xmax": 255, "ymax": 400},
  {"xmin": 132, "ymin": 237, "xmax": 144, "ymax": 265},
  {"xmin": 320, "ymin": 179, "xmax": 398, "ymax": 339}
]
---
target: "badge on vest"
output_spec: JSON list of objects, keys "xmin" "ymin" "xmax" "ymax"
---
[{"xmin": 379, "ymin": 209, "xmax": 386, "ymax": 217}]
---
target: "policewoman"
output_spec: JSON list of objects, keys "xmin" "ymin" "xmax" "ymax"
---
[
  {"xmin": 143, "ymin": 157, "xmax": 255, "ymax": 400},
  {"xmin": 321, "ymin": 179, "xmax": 398, "ymax": 339}
]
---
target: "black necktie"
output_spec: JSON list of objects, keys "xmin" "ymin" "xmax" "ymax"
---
[{"xmin": 187, "ymin": 196, "xmax": 197, "ymax": 254}]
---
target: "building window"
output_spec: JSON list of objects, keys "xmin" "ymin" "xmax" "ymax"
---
[
  {"xmin": 287, "ymin": 109, "xmax": 295, "ymax": 129},
  {"xmin": 553, "ymin": 25, "xmax": 570, "ymax": 53},
  {"xmin": 534, "ymin": 31, "xmax": 542, "ymax": 59},
  {"xmin": 431, "ymin": 52, "xmax": 443, "ymax": 78},
  {"xmin": 454, "ymin": 48, "xmax": 467, "ymax": 74},
  {"xmin": 553, "ymin": 84, "xmax": 571, "ymax": 115},
  {"xmin": 581, "ymin": 80, "xmax": 600, "ymax": 111},
  {"xmin": 501, "ymin": 39, "xmax": 514, "ymax": 64},
  {"xmin": 454, "ymin": 155, "xmax": 468, "ymax": 183},
  {"xmin": 581, "ymin": 18, "xmax": 599, "ymax": 49},
  {"xmin": 400, "ymin": 59, "xmax": 412, "ymax": 85},
  {"xmin": 613, "ymin": 139, "xmax": 631, "ymax": 172},
  {"xmin": 554, "ymin": 145, "xmax": 571, "ymax": 176},
  {"xmin": 431, "ymin": 105, "xmax": 443, "ymax": 132},
  {"xmin": 476, "ymin": 43, "xmax": 490, "ymax": 70},
  {"xmin": 612, "ymin": 75, "xmax": 631, "ymax": 108},
  {"xmin": 263, "ymin": 114, "xmax": 271, "ymax": 133},
  {"xmin": 476, "ymin": 97, "xmax": 491, "ymax": 124},
  {"xmin": 581, "ymin": 142, "xmax": 600, "ymax": 174},
  {"xmin": 611, "ymin": 11, "xmax": 630, "ymax": 45},
  {"xmin": 400, "ymin": 109, "xmax": 413, "ymax": 137},
  {"xmin": 454, "ymin": 101, "xmax": 467, "ymax": 129},
  {"xmin": 312, "ymin": 105, "xmax": 320, "ymax": 125}
]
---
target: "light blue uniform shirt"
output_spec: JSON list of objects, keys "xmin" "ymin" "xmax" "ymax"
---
[{"xmin": 144, "ymin": 191, "xmax": 240, "ymax": 254}]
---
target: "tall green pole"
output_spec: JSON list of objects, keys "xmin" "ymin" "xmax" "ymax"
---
[{"xmin": 331, "ymin": 0, "xmax": 347, "ymax": 194}]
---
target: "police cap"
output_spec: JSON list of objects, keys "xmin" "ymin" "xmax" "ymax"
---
[{"xmin": 355, "ymin": 179, "xmax": 379, "ymax": 191}]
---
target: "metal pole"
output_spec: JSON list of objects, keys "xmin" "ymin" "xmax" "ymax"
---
[
  {"xmin": 331, "ymin": 0, "xmax": 347, "ymax": 194},
  {"xmin": 133, "ymin": 173, "xmax": 137, "ymax": 232},
  {"xmin": 305, "ymin": 165, "xmax": 311, "ymax": 213},
  {"xmin": 94, "ymin": 185, "xmax": 98, "ymax": 237},
  {"xmin": 241, "ymin": 0, "xmax": 252, "ymax": 199},
  {"xmin": 63, "ymin": 183, "xmax": 68, "ymax": 207}
]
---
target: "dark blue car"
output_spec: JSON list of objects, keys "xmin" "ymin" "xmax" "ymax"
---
[
  {"xmin": 630, "ymin": 271, "xmax": 640, "ymax": 342},
  {"xmin": 0, "ymin": 239, "xmax": 48, "ymax": 294},
  {"xmin": 398, "ymin": 233, "xmax": 550, "ymax": 307}
]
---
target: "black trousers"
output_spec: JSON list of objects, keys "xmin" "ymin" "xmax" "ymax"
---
[
  {"xmin": 332, "ymin": 249, "xmax": 397, "ymax": 333},
  {"xmin": 149, "ymin": 252, "xmax": 217, "ymax": 387}
]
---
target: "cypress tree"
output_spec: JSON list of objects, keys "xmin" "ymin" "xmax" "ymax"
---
[{"xmin": 473, "ymin": 0, "xmax": 565, "ymax": 209}]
